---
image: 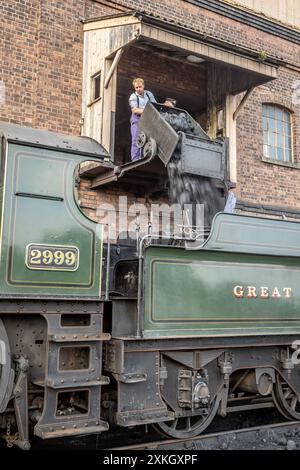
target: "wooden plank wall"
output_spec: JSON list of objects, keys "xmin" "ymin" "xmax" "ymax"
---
[{"xmin": 81, "ymin": 23, "xmax": 138, "ymax": 149}]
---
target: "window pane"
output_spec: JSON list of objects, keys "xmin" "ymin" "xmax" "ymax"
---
[
  {"xmin": 277, "ymin": 133, "xmax": 283, "ymax": 148},
  {"xmin": 263, "ymin": 131, "xmax": 269, "ymax": 145},
  {"xmin": 263, "ymin": 144, "xmax": 269, "ymax": 157},
  {"xmin": 277, "ymin": 148, "xmax": 284, "ymax": 161},
  {"xmin": 269, "ymin": 118, "xmax": 276, "ymax": 132},
  {"xmin": 262, "ymin": 105, "xmax": 269, "ymax": 117},
  {"xmin": 270, "ymin": 132, "xmax": 276, "ymax": 146},
  {"xmin": 276, "ymin": 108, "xmax": 283, "ymax": 121},
  {"xmin": 285, "ymin": 148, "xmax": 292, "ymax": 162},
  {"xmin": 94, "ymin": 74, "xmax": 101, "ymax": 100},
  {"xmin": 284, "ymin": 121, "xmax": 291, "ymax": 136},
  {"xmin": 269, "ymin": 106, "xmax": 275, "ymax": 118},
  {"xmin": 269, "ymin": 146, "xmax": 276, "ymax": 159},
  {"xmin": 285, "ymin": 135, "xmax": 292, "ymax": 149},
  {"xmin": 262, "ymin": 116, "xmax": 268, "ymax": 131}
]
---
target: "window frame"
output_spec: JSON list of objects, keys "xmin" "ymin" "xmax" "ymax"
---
[
  {"xmin": 262, "ymin": 103, "xmax": 293, "ymax": 165},
  {"xmin": 87, "ymin": 70, "xmax": 102, "ymax": 107}
]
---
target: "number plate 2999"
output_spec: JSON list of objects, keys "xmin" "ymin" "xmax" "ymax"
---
[{"xmin": 26, "ymin": 244, "xmax": 79, "ymax": 271}]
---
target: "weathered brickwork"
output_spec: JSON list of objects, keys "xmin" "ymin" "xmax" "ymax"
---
[
  {"xmin": 1, "ymin": 0, "xmax": 300, "ymax": 215},
  {"xmin": 0, "ymin": 0, "xmax": 115, "ymax": 133},
  {"xmin": 0, "ymin": 1, "xmax": 39, "ymax": 126}
]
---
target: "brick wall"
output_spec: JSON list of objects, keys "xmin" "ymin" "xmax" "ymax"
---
[
  {"xmin": 118, "ymin": 47, "xmax": 206, "ymax": 101},
  {"xmin": 1, "ymin": 0, "xmax": 300, "ymax": 216},
  {"xmin": 77, "ymin": 177, "xmax": 172, "ymax": 241},
  {"xmin": 0, "ymin": 0, "xmax": 40, "ymax": 126},
  {"xmin": 0, "ymin": 0, "xmax": 116, "ymax": 133},
  {"xmin": 237, "ymin": 66, "xmax": 300, "ymax": 209}
]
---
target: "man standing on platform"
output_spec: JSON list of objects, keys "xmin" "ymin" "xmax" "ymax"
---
[{"xmin": 129, "ymin": 78, "xmax": 157, "ymax": 161}]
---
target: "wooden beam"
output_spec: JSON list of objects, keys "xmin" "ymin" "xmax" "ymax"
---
[
  {"xmin": 104, "ymin": 48, "xmax": 124, "ymax": 89},
  {"xmin": 233, "ymin": 87, "xmax": 254, "ymax": 120},
  {"xmin": 83, "ymin": 16, "xmax": 140, "ymax": 32}
]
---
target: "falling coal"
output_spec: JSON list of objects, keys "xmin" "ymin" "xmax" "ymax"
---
[
  {"xmin": 158, "ymin": 109, "xmax": 224, "ymax": 226},
  {"xmin": 166, "ymin": 150, "xmax": 223, "ymax": 227}
]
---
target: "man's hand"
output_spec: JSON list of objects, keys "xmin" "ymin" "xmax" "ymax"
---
[
  {"xmin": 164, "ymin": 98, "xmax": 176, "ymax": 107},
  {"xmin": 131, "ymin": 107, "xmax": 144, "ymax": 115},
  {"xmin": 164, "ymin": 100, "xmax": 175, "ymax": 108}
]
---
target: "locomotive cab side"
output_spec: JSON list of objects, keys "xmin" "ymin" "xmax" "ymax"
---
[{"xmin": 0, "ymin": 122, "xmax": 109, "ymax": 299}]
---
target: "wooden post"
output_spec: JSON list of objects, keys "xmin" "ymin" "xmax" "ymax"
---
[
  {"xmin": 104, "ymin": 48, "xmax": 123, "ymax": 89},
  {"xmin": 206, "ymin": 63, "xmax": 218, "ymax": 138}
]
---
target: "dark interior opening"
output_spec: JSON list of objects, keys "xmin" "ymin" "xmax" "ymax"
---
[
  {"xmin": 56, "ymin": 390, "xmax": 89, "ymax": 416},
  {"xmin": 114, "ymin": 43, "xmax": 208, "ymax": 166},
  {"xmin": 61, "ymin": 314, "xmax": 91, "ymax": 327}
]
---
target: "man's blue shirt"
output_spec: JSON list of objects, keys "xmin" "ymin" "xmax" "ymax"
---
[{"xmin": 129, "ymin": 90, "xmax": 157, "ymax": 110}]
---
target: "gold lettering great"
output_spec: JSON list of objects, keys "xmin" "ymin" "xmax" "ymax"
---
[{"xmin": 233, "ymin": 286, "xmax": 292, "ymax": 299}]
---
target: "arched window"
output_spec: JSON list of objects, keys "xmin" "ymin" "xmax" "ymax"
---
[{"xmin": 262, "ymin": 104, "xmax": 292, "ymax": 162}]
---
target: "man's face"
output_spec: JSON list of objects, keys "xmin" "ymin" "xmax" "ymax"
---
[{"xmin": 134, "ymin": 82, "xmax": 145, "ymax": 96}]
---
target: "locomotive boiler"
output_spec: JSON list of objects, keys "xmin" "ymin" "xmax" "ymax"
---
[{"xmin": 1, "ymin": 112, "xmax": 300, "ymax": 449}]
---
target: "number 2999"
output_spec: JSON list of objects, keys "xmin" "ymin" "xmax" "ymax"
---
[{"xmin": 26, "ymin": 244, "xmax": 79, "ymax": 271}]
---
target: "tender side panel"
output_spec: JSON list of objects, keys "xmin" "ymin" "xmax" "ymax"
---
[{"xmin": 143, "ymin": 247, "xmax": 300, "ymax": 337}]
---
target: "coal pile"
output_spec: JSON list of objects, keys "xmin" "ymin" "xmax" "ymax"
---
[{"xmin": 160, "ymin": 111, "xmax": 196, "ymax": 134}]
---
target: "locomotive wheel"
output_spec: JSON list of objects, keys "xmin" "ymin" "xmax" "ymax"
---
[
  {"xmin": 143, "ymin": 137, "xmax": 157, "ymax": 159},
  {"xmin": 153, "ymin": 395, "xmax": 220, "ymax": 439},
  {"xmin": 137, "ymin": 131, "xmax": 147, "ymax": 148},
  {"xmin": 272, "ymin": 372, "xmax": 300, "ymax": 421},
  {"xmin": 0, "ymin": 319, "xmax": 14, "ymax": 413}
]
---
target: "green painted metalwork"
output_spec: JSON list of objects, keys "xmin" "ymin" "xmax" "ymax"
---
[
  {"xmin": 203, "ymin": 212, "xmax": 300, "ymax": 257},
  {"xmin": 143, "ymin": 214, "xmax": 300, "ymax": 337},
  {"xmin": 0, "ymin": 124, "xmax": 108, "ymax": 299}
]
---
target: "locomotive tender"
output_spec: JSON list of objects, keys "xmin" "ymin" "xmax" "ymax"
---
[{"xmin": 1, "ymin": 115, "xmax": 300, "ymax": 449}]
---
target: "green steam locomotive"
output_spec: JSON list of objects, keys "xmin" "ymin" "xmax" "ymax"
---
[{"xmin": 0, "ymin": 117, "xmax": 300, "ymax": 449}]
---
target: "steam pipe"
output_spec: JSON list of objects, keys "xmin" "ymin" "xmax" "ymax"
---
[{"xmin": 105, "ymin": 224, "xmax": 111, "ymax": 301}]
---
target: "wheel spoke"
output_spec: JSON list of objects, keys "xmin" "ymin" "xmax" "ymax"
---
[
  {"xmin": 185, "ymin": 416, "xmax": 191, "ymax": 431},
  {"xmin": 273, "ymin": 372, "xmax": 300, "ymax": 421},
  {"xmin": 170, "ymin": 419, "xmax": 178, "ymax": 430},
  {"xmin": 153, "ymin": 395, "xmax": 220, "ymax": 439},
  {"xmin": 290, "ymin": 395, "xmax": 298, "ymax": 411}
]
